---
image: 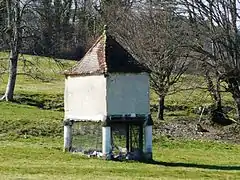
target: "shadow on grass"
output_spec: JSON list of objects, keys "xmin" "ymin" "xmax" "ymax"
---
[{"xmin": 147, "ymin": 160, "xmax": 240, "ymax": 171}]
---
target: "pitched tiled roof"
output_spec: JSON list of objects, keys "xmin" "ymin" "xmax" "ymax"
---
[{"xmin": 64, "ymin": 31, "xmax": 150, "ymax": 76}]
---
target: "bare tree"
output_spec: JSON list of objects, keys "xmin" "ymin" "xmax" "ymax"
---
[
  {"xmin": 1, "ymin": 0, "xmax": 40, "ymax": 101},
  {"xmin": 1, "ymin": 0, "xmax": 22, "ymax": 101},
  {"xmin": 103, "ymin": 1, "xmax": 191, "ymax": 120},
  {"xmin": 181, "ymin": 0, "xmax": 240, "ymax": 121}
]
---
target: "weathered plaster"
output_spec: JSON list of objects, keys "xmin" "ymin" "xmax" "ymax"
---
[
  {"xmin": 106, "ymin": 73, "xmax": 150, "ymax": 115},
  {"xmin": 64, "ymin": 73, "xmax": 150, "ymax": 121},
  {"xmin": 64, "ymin": 75, "xmax": 107, "ymax": 121}
]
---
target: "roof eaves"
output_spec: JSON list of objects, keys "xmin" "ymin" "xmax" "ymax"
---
[{"xmin": 64, "ymin": 71, "xmax": 105, "ymax": 77}]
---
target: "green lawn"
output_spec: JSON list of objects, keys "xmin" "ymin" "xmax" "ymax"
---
[
  {"xmin": 0, "ymin": 52, "xmax": 240, "ymax": 179},
  {"xmin": 0, "ymin": 137, "xmax": 239, "ymax": 180},
  {"xmin": 0, "ymin": 101, "xmax": 239, "ymax": 180}
]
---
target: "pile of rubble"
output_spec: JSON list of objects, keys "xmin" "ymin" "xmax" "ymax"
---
[
  {"xmin": 72, "ymin": 148, "xmax": 143, "ymax": 161},
  {"xmin": 154, "ymin": 119, "xmax": 240, "ymax": 143}
]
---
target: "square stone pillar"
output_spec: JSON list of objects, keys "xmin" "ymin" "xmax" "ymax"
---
[
  {"xmin": 144, "ymin": 115, "xmax": 153, "ymax": 160},
  {"xmin": 63, "ymin": 119, "xmax": 73, "ymax": 152},
  {"xmin": 102, "ymin": 126, "xmax": 111, "ymax": 159}
]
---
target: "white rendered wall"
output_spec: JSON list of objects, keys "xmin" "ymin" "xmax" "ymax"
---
[
  {"xmin": 64, "ymin": 75, "xmax": 107, "ymax": 121},
  {"xmin": 106, "ymin": 73, "xmax": 150, "ymax": 115}
]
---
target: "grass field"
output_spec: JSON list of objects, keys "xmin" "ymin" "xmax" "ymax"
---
[
  {"xmin": 0, "ymin": 137, "xmax": 239, "ymax": 180},
  {"xmin": 0, "ymin": 52, "xmax": 240, "ymax": 179},
  {"xmin": 1, "ymin": 101, "xmax": 238, "ymax": 179}
]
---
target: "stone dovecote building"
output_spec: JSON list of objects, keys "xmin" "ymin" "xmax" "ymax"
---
[{"xmin": 63, "ymin": 28, "xmax": 153, "ymax": 160}]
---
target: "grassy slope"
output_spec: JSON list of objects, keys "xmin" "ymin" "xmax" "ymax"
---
[
  {"xmin": 0, "ymin": 102, "xmax": 63, "ymax": 137},
  {"xmin": 0, "ymin": 52, "xmax": 240, "ymax": 179},
  {"xmin": 0, "ymin": 53, "xmax": 68, "ymax": 138}
]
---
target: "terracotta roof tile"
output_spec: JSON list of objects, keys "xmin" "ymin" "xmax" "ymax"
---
[{"xmin": 64, "ymin": 31, "xmax": 150, "ymax": 76}]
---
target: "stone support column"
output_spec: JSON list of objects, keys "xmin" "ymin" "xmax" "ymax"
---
[
  {"xmin": 102, "ymin": 117, "xmax": 112, "ymax": 159},
  {"xmin": 63, "ymin": 119, "xmax": 73, "ymax": 152},
  {"xmin": 144, "ymin": 114, "xmax": 153, "ymax": 160},
  {"xmin": 102, "ymin": 126, "xmax": 111, "ymax": 159}
]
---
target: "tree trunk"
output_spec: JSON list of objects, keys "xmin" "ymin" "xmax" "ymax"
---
[
  {"xmin": 233, "ymin": 96, "xmax": 240, "ymax": 120},
  {"xmin": 1, "ymin": 0, "xmax": 21, "ymax": 101},
  {"xmin": 3, "ymin": 51, "xmax": 18, "ymax": 101},
  {"xmin": 157, "ymin": 95, "xmax": 165, "ymax": 120},
  {"xmin": 227, "ymin": 77, "xmax": 240, "ymax": 121},
  {"xmin": 205, "ymin": 71, "xmax": 222, "ymax": 111},
  {"xmin": 214, "ymin": 79, "xmax": 222, "ymax": 112}
]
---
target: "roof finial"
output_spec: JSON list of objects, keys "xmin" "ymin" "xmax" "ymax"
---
[{"xmin": 103, "ymin": 24, "xmax": 108, "ymax": 35}]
